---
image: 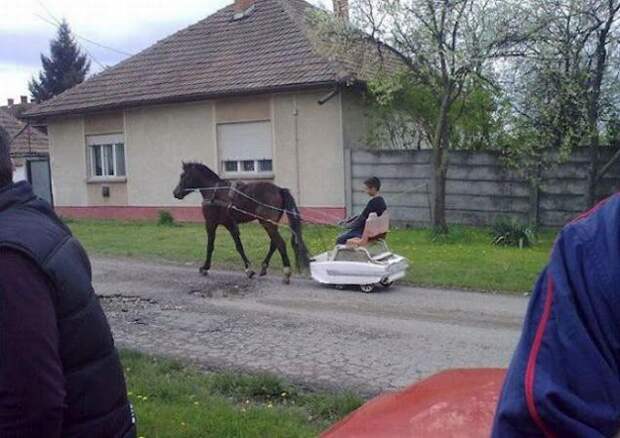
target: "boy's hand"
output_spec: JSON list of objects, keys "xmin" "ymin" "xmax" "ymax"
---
[{"xmin": 338, "ymin": 216, "xmax": 358, "ymax": 227}]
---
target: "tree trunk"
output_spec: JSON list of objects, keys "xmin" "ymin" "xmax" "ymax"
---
[
  {"xmin": 585, "ymin": 130, "xmax": 600, "ymax": 208},
  {"xmin": 585, "ymin": 14, "xmax": 613, "ymax": 208},
  {"xmin": 431, "ymin": 146, "xmax": 448, "ymax": 233},
  {"xmin": 528, "ymin": 166, "xmax": 542, "ymax": 228},
  {"xmin": 585, "ymin": 85, "xmax": 601, "ymax": 208},
  {"xmin": 431, "ymin": 94, "xmax": 451, "ymax": 233}
]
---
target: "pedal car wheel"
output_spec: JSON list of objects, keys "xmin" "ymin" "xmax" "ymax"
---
[
  {"xmin": 360, "ymin": 284, "xmax": 375, "ymax": 293},
  {"xmin": 380, "ymin": 279, "xmax": 394, "ymax": 288}
]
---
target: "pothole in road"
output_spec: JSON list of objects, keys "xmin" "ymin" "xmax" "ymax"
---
[
  {"xmin": 98, "ymin": 294, "xmax": 159, "ymax": 307},
  {"xmin": 187, "ymin": 279, "xmax": 254, "ymax": 299},
  {"xmin": 98, "ymin": 294, "xmax": 159, "ymax": 325}
]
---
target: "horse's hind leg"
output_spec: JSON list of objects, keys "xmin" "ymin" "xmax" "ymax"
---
[
  {"xmin": 225, "ymin": 221, "xmax": 255, "ymax": 278},
  {"xmin": 262, "ymin": 222, "xmax": 292, "ymax": 284},
  {"xmin": 260, "ymin": 240, "xmax": 277, "ymax": 276},
  {"xmin": 201, "ymin": 222, "xmax": 217, "ymax": 276}
]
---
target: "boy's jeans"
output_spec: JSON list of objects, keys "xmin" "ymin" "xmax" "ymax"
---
[{"xmin": 336, "ymin": 229, "xmax": 363, "ymax": 245}]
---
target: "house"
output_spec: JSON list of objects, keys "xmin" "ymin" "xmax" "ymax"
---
[
  {"xmin": 24, "ymin": 0, "xmax": 372, "ymax": 222},
  {"xmin": 3, "ymin": 96, "xmax": 33, "ymax": 118},
  {"xmin": 0, "ymin": 108, "xmax": 52, "ymax": 203}
]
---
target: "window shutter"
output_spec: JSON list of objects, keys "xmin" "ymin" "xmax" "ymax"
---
[
  {"xmin": 87, "ymin": 134, "xmax": 124, "ymax": 146},
  {"xmin": 217, "ymin": 121, "xmax": 272, "ymax": 161}
]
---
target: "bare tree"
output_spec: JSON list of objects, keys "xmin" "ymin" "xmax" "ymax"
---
[
  {"xmin": 309, "ymin": 0, "xmax": 532, "ymax": 232},
  {"xmin": 582, "ymin": 0, "xmax": 620, "ymax": 206},
  {"xmin": 501, "ymin": 0, "xmax": 620, "ymax": 208}
]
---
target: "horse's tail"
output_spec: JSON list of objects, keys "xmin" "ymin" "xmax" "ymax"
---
[{"xmin": 281, "ymin": 188, "xmax": 310, "ymax": 271}]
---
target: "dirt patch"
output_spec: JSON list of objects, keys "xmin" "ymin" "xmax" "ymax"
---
[
  {"xmin": 98, "ymin": 294, "xmax": 162, "ymax": 325},
  {"xmin": 99, "ymin": 294, "xmax": 159, "ymax": 307},
  {"xmin": 187, "ymin": 278, "xmax": 254, "ymax": 299}
]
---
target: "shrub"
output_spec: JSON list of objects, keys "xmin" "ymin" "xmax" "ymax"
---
[
  {"xmin": 491, "ymin": 217, "xmax": 536, "ymax": 248},
  {"xmin": 157, "ymin": 210, "xmax": 176, "ymax": 227}
]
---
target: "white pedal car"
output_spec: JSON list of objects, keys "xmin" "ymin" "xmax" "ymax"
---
[{"xmin": 310, "ymin": 213, "xmax": 409, "ymax": 293}]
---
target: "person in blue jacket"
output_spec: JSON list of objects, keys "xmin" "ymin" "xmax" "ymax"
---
[{"xmin": 492, "ymin": 194, "xmax": 620, "ymax": 437}]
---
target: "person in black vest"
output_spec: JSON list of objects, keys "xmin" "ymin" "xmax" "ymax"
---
[
  {"xmin": 336, "ymin": 176, "xmax": 387, "ymax": 245},
  {"xmin": 0, "ymin": 127, "xmax": 136, "ymax": 437}
]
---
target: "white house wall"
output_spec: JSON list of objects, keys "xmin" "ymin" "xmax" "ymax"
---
[
  {"xmin": 125, "ymin": 101, "xmax": 216, "ymax": 208},
  {"xmin": 46, "ymin": 89, "xmax": 345, "ymax": 213},
  {"xmin": 342, "ymin": 88, "xmax": 370, "ymax": 150},
  {"xmin": 48, "ymin": 117, "xmax": 88, "ymax": 207},
  {"xmin": 13, "ymin": 165, "xmax": 26, "ymax": 182},
  {"xmin": 294, "ymin": 91, "xmax": 344, "ymax": 207}
]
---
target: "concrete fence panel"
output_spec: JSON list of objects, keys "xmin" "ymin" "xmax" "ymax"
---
[{"xmin": 349, "ymin": 148, "xmax": 620, "ymax": 228}]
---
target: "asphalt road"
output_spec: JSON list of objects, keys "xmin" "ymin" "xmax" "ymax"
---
[{"xmin": 94, "ymin": 256, "xmax": 528, "ymax": 395}]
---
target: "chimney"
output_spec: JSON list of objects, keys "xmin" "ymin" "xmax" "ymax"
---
[
  {"xmin": 20, "ymin": 96, "xmax": 28, "ymax": 104},
  {"xmin": 332, "ymin": 0, "xmax": 349, "ymax": 21},
  {"xmin": 233, "ymin": 0, "xmax": 255, "ymax": 14},
  {"xmin": 7, "ymin": 98, "xmax": 14, "ymax": 107}
]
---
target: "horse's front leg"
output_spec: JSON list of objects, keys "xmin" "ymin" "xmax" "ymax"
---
[
  {"xmin": 225, "ymin": 221, "xmax": 255, "ymax": 278},
  {"xmin": 201, "ymin": 222, "xmax": 217, "ymax": 276}
]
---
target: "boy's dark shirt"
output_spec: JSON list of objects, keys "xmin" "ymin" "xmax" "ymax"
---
[{"xmin": 350, "ymin": 196, "xmax": 387, "ymax": 232}]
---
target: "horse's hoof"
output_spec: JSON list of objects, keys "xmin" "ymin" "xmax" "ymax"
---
[
  {"xmin": 283, "ymin": 267, "xmax": 292, "ymax": 285},
  {"xmin": 246, "ymin": 269, "xmax": 256, "ymax": 279},
  {"xmin": 199, "ymin": 268, "xmax": 209, "ymax": 276},
  {"xmin": 260, "ymin": 267, "xmax": 268, "ymax": 277}
]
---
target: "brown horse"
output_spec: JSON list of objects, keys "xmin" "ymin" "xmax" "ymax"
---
[{"xmin": 173, "ymin": 162, "xmax": 310, "ymax": 283}]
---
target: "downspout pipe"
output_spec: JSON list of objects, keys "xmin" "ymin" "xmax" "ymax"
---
[{"xmin": 318, "ymin": 85, "xmax": 341, "ymax": 105}]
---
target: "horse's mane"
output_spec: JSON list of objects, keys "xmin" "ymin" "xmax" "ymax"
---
[{"xmin": 183, "ymin": 162, "xmax": 221, "ymax": 181}]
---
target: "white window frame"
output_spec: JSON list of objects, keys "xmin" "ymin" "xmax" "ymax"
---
[
  {"xmin": 217, "ymin": 121, "xmax": 274, "ymax": 179},
  {"xmin": 87, "ymin": 134, "xmax": 126, "ymax": 181},
  {"xmin": 222, "ymin": 158, "xmax": 273, "ymax": 176}
]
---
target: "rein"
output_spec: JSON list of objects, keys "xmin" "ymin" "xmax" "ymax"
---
[{"xmin": 183, "ymin": 182, "xmax": 431, "ymax": 225}]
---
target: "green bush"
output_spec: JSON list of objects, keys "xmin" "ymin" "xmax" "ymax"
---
[
  {"xmin": 158, "ymin": 210, "xmax": 176, "ymax": 227},
  {"xmin": 491, "ymin": 217, "xmax": 536, "ymax": 248}
]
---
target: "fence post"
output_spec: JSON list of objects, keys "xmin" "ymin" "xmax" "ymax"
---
[
  {"xmin": 344, "ymin": 148, "xmax": 353, "ymax": 217},
  {"xmin": 528, "ymin": 181, "xmax": 540, "ymax": 228}
]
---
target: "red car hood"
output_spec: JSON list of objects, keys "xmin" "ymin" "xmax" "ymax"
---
[{"xmin": 322, "ymin": 368, "xmax": 506, "ymax": 438}]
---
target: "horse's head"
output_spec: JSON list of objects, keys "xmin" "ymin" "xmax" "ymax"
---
[{"xmin": 173, "ymin": 162, "xmax": 220, "ymax": 200}]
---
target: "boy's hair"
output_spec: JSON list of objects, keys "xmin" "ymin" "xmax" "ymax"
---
[
  {"xmin": 0, "ymin": 127, "xmax": 12, "ymax": 188},
  {"xmin": 364, "ymin": 176, "xmax": 381, "ymax": 191}
]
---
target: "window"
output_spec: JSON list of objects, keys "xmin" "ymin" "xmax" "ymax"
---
[
  {"xmin": 242, "ymin": 160, "xmax": 256, "ymax": 172},
  {"xmin": 224, "ymin": 161, "xmax": 239, "ymax": 172},
  {"xmin": 217, "ymin": 121, "xmax": 273, "ymax": 176},
  {"xmin": 87, "ymin": 134, "xmax": 126, "ymax": 179},
  {"xmin": 258, "ymin": 159, "xmax": 273, "ymax": 172}
]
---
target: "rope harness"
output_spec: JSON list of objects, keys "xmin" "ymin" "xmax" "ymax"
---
[
  {"xmin": 184, "ymin": 182, "xmax": 430, "ymax": 226},
  {"xmin": 184, "ymin": 182, "xmax": 431, "ymax": 253}
]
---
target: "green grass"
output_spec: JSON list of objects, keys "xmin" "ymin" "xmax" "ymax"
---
[
  {"xmin": 69, "ymin": 220, "xmax": 556, "ymax": 293},
  {"xmin": 120, "ymin": 350, "xmax": 362, "ymax": 437}
]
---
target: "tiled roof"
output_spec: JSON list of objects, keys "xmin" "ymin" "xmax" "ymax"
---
[
  {"xmin": 0, "ymin": 109, "xmax": 49, "ymax": 157},
  {"xmin": 26, "ymin": 0, "xmax": 348, "ymax": 118}
]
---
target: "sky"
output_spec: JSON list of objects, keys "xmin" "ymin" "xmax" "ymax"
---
[{"xmin": 0, "ymin": 0, "xmax": 327, "ymax": 105}]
